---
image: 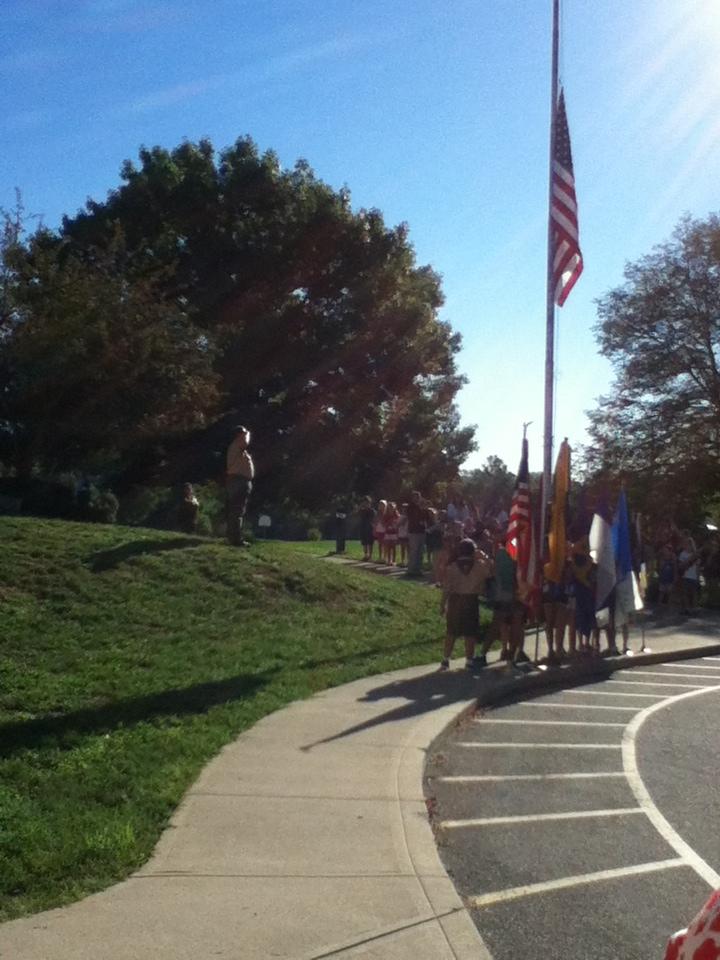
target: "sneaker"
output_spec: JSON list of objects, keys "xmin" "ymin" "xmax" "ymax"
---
[{"xmin": 439, "ymin": 658, "xmax": 450, "ymax": 671}]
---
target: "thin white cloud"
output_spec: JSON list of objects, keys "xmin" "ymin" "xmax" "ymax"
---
[
  {"xmin": 127, "ymin": 32, "xmax": 386, "ymax": 114},
  {"xmin": 129, "ymin": 78, "xmax": 224, "ymax": 113}
]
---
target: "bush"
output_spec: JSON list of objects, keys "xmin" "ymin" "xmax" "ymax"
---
[
  {"xmin": 5, "ymin": 478, "xmax": 77, "ymax": 519},
  {"xmin": 306, "ymin": 527, "xmax": 322, "ymax": 541},
  {"xmin": 190, "ymin": 481, "xmax": 225, "ymax": 536},
  {"xmin": 117, "ymin": 486, "xmax": 173, "ymax": 527},
  {"xmin": 89, "ymin": 489, "xmax": 119, "ymax": 524}
]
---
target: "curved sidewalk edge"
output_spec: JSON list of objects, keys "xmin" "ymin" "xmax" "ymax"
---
[
  {"xmin": 1, "ymin": 634, "xmax": 719, "ymax": 960},
  {"xmin": 0, "ymin": 663, "xmax": 492, "ymax": 960}
]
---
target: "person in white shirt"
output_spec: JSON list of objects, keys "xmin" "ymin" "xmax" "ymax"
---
[{"xmin": 226, "ymin": 425, "xmax": 254, "ymax": 546}]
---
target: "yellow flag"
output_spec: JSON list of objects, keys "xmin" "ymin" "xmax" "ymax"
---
[{"xmin": 544, "ymin": 439, "xmax": 571, "ymax": 584}]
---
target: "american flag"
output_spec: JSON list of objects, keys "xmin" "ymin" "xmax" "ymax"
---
[
  {"xmin": 551, "ymin": 88, "xmax": 583, "ymax": 306},
  {"xmin": 507, "ymin": 437, "xmax": 540, "ymax": 614},
  {"xmin": 506, "ymin": 438, "xmax": 530, "ymax": 564}
]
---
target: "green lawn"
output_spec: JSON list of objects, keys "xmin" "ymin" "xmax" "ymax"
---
[{"xmin": 0, "ymin": 519, "xmax": 470, "ymax": 921}]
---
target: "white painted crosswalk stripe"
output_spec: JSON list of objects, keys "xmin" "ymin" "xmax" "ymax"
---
[
  {"xmin": 659, "ymin": 662, "xmax": 720, "ymax": 672},
  {"xmin": 471, "ymin": 718, "xmax": 625, "ymax": 727},
  {"xmin": 622, "ymin": 669, "xmax": 720, "ymax": 681},
  {"xmin": 436, "ymin": 772, "xmax": 626, "ymax": 783},
  {"xmin": 557, "ymin": 689, "xmax": 667, "ymax": 698},
  {"xmin": 458, "ymin": 742, "xmax": 620, "ymax": 750},
  {"xmin": 441, "ymin": 807, "xmax": 643, "ymax": 828},
  {"xmin": 466, "ymin": 859, "xmax": 686, "ymax": 908},
  {"xmin": 522, "ymin": 701, "xmax": 640, "ymax": 712},
  {"xmin": 608, "ymin": 678, "xmax": 707, "ymax": 689}
]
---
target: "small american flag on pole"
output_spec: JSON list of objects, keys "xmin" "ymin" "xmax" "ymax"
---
[
  {"xmin": 551, "ymin": 88, "xmax": 583, "ymax": 306},
  {"xmin": 506, "ymin": 437, "xmax": 530, "ymax": 563}
]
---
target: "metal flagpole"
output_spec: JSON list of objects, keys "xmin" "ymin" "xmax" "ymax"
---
[{"xmin": 540, "ymin": 0, "xmax": 560, "ymax": 556}]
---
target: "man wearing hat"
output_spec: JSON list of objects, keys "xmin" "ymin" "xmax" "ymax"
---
[{"xmin": 226, "ymin": 425, "xmax": 254, "ymax": 545}]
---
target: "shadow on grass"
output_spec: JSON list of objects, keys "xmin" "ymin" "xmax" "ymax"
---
[
  {"xmin": 86, "ymin": 537, "xmax": 207, "ymax": 572},
  {"xmin": 0, "ymin": 673, "xmax": 267, "ymax": 757},
  {"xmin": 299, "ymin": 635, "xmax": 446, "ymax": 671}
]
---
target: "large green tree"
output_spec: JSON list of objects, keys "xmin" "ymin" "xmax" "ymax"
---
[
  {"xmin": 56, "ymin": 137, "xmax": 474, "ymax": 503},
  {"xmin": 0, "ymin": 221, "xmax": 218, "ymax": 478},
  {"xmin": 586, "ymin": 212, "xmax": 720, "ymax": 522}
]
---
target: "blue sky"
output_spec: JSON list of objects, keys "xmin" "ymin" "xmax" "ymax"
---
[{"xmin": 2, "ymin": 0, "xmax": 719, "ymax": 474}]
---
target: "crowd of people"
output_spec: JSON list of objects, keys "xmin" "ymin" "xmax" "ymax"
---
[
  {"xmin": 356, "ymin": 492, "xmax": 531, "ymax": 671},
  {"xmin": 353, "ymin": 493, "xmax": 720, "ymax": 672},
  {"xmin": 179, "ymin": 425, "xmax": 720, "ymax": 676}
]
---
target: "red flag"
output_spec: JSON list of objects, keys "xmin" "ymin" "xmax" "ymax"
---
[{"xmin": 551, "ymin": 88, "xmax": 583, "ymax": 306}]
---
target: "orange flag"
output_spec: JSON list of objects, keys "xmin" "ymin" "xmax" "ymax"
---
[{"xmin": 544, "ymin": 439, "xmax": 571, "ymax": 584}]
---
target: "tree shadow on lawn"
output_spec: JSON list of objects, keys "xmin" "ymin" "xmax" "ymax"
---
[
  {"xmin": 0, "ymin": 673, "xmax": 267, "ymax": 758},
  {"xmin": 86, "ymin": 537, "xmax": 207, "ymax": 572},
  {"xmin": 298, "ymin": 634, "xmax": 446, "ymax": 671}
]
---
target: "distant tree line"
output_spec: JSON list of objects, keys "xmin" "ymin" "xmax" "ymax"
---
[{"xmin": 0, "ymin": 138, "xmax": 476, "ymax": 514}]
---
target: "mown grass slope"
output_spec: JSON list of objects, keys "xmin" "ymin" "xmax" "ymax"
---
[{"xmin": 0, "ymin": 518, "xmax": 449, "ymax": 920}]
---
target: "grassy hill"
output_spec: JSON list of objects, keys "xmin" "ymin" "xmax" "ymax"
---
[{"xmin": 0, "ymin": 518, "xmax": 450, "ymax": 921}]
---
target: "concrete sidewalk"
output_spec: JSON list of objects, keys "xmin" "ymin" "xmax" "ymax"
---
[{"xmin": 1, "ymin": 619, "xmax": 718, "ymax": 960}]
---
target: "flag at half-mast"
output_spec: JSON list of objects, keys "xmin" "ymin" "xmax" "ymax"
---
[{"xmin": 551, "ymin": 88, "xmax": 583, "ymax": 306}]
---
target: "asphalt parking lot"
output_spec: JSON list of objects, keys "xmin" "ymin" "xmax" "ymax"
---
[{"xmin": 426, "ymin": 656, "xmax": 720, "ymax": 960}]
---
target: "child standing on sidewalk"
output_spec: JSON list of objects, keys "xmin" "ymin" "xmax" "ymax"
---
[{"xmin": 440, "ymin": 538, "xmax": 493, "ymax": 670}]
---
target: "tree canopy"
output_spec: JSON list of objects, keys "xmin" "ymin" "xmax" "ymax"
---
[
  {"xmin": 586, "ymin": 212, "xmax": 720, "ymax": 522},
  {"xmin": 2, "ymin": 138, "xmax": 475, "ymax": 505}
]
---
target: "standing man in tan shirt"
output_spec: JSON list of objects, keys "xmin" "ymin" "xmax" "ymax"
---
[{"xmin": 226, "ymin": 425, "xmax": 254, "ymax": 546}]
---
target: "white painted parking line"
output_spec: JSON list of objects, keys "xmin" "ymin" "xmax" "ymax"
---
[
  {"xmin": 458, "ymin": 742, "xmax": 621, "ymax": 750},
  {"xmin": 437, "ymin": 772, "xmax": 626, "ymax": 783},
  {"xmin": 623, "ymin": 686, "xmax": 720, "ymax": 889},
  {"xmin": 522, "ymin": 701, "xmax": 640, "ymax": 712},
  {"xmin": 441, "ymin": 807, "xmax": 643, "ymax": 829},
  {"xmin": 659, "ymin": 663, "xmax": 720, "ymax": 672},
  {"xmin": 466, "ymin": 858, "xmax": 686, "ymax": 908},
  {"xmin": 471, "ymin": 718, "xmax": 625, "ymax": 727},
  {"xmin": 623, "ymin": 670, "xmax": 720, "ymax": 681},
  {"xmin": 608, "ymin": 678, "xmax": 707, "ymax": 689},
  {"xmin": 557, "ymin": 689, "xmax": 666, "ymax": 699},
  {"xmin": 702, "ymin": 657, "xmax": 720, "ymax": 663}
]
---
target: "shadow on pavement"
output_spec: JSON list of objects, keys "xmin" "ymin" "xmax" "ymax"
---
[
  {"xmin": 0, "ymin": 673, "xmax": 267, "ymax": 757},
  {"xmin": 642, "ymin": 609, "xmax": 720, "ymax": 637},
  {"xmin": 301, "ymin": 656, "xmax": 630, "ymax": 751},
  {"xmin": 301, "ymin": 666, "xmax": 489, "ymax": 751},
  {"xmin": 86, "ymin": 536, "xmax": 207, "ymax": 572}
]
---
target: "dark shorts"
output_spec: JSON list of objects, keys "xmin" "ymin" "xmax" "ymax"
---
[
  {"xmin": 227, "ymin": 475, "xmax": 252, "ymax": 511},
  {"xmin": 360, "ymin": 525, "xmax": 374, "ymax": 547},
  {"xmin": 447, "ymin": 594, "xmax": 480, "ymax": 639},
  {"xmin": 492, "ymin": 599, "xmax": 525, "ymax": 625}
]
